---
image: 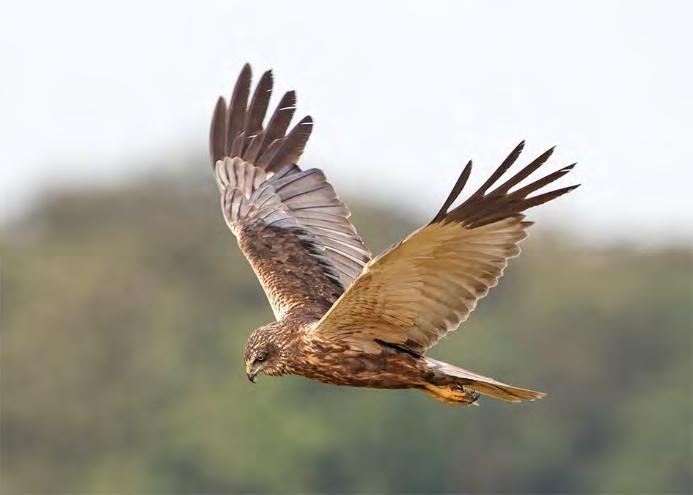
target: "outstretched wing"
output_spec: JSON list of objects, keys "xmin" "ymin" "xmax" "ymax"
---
[
  {"xmin": 311, "ymin": 142, "xmax": 578, "ymax": 353},
  {"xmin": 211, "ymin": 65, "xmax": 371, "ymax": 319}
]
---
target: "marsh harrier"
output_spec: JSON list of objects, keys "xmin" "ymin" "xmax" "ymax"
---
[{"xmin": 209, "ymin": 64, "xmax": 577, "ymax": 405}]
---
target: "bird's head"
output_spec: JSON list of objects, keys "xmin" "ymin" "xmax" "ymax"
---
[{"xmin": 243, "ymin": 322, "xmax": 289, "ymax": 382}]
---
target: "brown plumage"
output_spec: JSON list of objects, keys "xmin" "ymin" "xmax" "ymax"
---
[{"xmin": 209, "ymin": 64, "xmax": 579, "ymax": 405}]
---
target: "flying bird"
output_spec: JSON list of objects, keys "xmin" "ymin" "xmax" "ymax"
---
[{"xmin": 209, "ymin": 64, "xmax": 578, "ymax": 405}]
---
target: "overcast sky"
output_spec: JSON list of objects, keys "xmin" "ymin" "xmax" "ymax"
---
[{"xmin": 1, "ymin": 0, "xmax": 691, "ymax": 244}]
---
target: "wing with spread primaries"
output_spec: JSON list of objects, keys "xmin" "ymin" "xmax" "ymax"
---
[
  {"xmin": 210, "ymin": 65, "xmax": 371, "ymax": 319},
  {"xmin": 311, "ymin": 142, "xmax": 578, "ymax": 353}
]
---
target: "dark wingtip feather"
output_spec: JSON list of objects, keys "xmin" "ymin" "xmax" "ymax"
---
[
  {"xmin": 256, "ymin": 90, "xmax": 297, "ymax": 159},
  {"xmin": 269, "ymin": 91, "xmax": 297, "ymax": 127},
  {"xmin": 210, "ymin": 96, "xmax": 227, "ymax": 165},
  {"xmin": 510, "ymin": 140, "xmax": 529, "ymax": 159},
  {"xmin": 242, "ymin": 69, "xmax": 274, "ymax": 157},
  {"xmin": 210, "ymin": 66, "xmax": 313, "ymax": 171},
  {"xmin": 522, "ymin": 184, "xmax": 580, "ymax": 210},
  {"xmin": 267, "ymin": 115, "xmax": 314, "ymax": 172},
  {"xmin": 239, "ymin": 63, "xmax": 252, "ymax": 82},
  {"xmin": 437, "ymin": 141, "xmax": 578, "ymax": 228},
  {"xmin": 281, "ymin": 90, "xmax": 297, "ymax": 109},
  {"xmin": 469, "ymin": 140, "xmax": 526, "ymax": 199},
  {"xmin": 225, "ymin": 64, "xmax": 252, "ymax": 157},
  {"xmin": 491, "ymin": 145, "xmax": 557, "ymax": 195},
  {"xmin": 263, "ymin": 69, "xmax": 273, "ymax": 85},
  {"xmin": 431, "ymin": 160, "xmax": 472, "ymax": 223},
  {"xmin": 508, "ymin": 162, "xmax": 577, "ymax": 198}
]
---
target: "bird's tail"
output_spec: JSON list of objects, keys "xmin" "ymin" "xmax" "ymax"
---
[{"xmin": 423, "ymin": 357, "xmax": 546, "ymax": 404}]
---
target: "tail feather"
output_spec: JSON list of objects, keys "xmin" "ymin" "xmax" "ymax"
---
[{"xmin": 426, "ymin": 357, "xmax": 546, "ymax": 403}]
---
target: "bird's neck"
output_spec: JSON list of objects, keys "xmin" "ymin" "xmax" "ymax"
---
[{"xmin": 272, "ymin": 314, "xmax": 316, "ymax": 376}]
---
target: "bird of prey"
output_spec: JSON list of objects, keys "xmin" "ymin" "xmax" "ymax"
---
[{"xmin": 209, "ymin": 64, "xmax": 577, "ymax": 405}]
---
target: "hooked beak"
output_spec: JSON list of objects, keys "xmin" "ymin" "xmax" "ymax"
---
[{"xmin": 245, "ymin": 362, "xmax": 257, "ymax": 383}]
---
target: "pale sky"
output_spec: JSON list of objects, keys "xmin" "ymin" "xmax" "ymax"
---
[{"xmin": 1, "ymin": 0, "xmax": 691, "ymax": 244}]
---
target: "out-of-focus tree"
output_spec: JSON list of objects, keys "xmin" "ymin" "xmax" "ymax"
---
[{"xmin": 1, "ymin": 168, "xmax": 691, "ymax": 493}]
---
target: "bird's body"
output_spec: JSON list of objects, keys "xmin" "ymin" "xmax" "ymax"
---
[
  {"xmin": 270, "ymin": 324, "xmax": 425, "ymax": 390},
  {"xmin": 245, "ymin": 317, "xmax": 496, "ymax": 405},
  {"xmin": 208, "ymin": 64, "xmax": 578, "ymax": 406}
]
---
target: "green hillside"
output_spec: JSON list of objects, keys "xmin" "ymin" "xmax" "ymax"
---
[{"xmin": 2, "ymin": 169, "xmax": 691, "ymax": 493}]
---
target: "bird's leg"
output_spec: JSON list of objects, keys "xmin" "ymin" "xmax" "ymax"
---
[
  {"xmin": 450, "ymin": 383, "xmax": 481, "ymax": 405},
  {"xmin": 421, "ymin": 382, "xmax": 481, "ymax": 405}
]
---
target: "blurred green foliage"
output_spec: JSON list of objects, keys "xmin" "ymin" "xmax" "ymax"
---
[{"xmin": 1, "ymin": 169, "xmax": 691, "ymax": 493}]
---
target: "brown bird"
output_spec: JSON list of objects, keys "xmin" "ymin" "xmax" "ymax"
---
[{"xmin": 209, "ymin": 64, "xmax": 578, "ymax": 405}]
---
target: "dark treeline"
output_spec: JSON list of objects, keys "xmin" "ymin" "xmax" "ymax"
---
[{"xmin": 2, "ymin": 169, "xmax": 691, "ymax": 493}]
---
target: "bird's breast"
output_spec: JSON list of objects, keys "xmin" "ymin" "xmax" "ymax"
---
[{"xmin": 290, "ymin": 339, "xmax": 425, "ymax": 389}]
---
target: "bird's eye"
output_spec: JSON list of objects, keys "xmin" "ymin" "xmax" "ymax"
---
[{"xmin": 255, "ymin": 354, "xmax": 266, "ymax": 363}]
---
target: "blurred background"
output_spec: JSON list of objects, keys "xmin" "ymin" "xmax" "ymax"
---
[{"xmin": 1, "ymin": 1, "xmax": 691, "ymax": 493}]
